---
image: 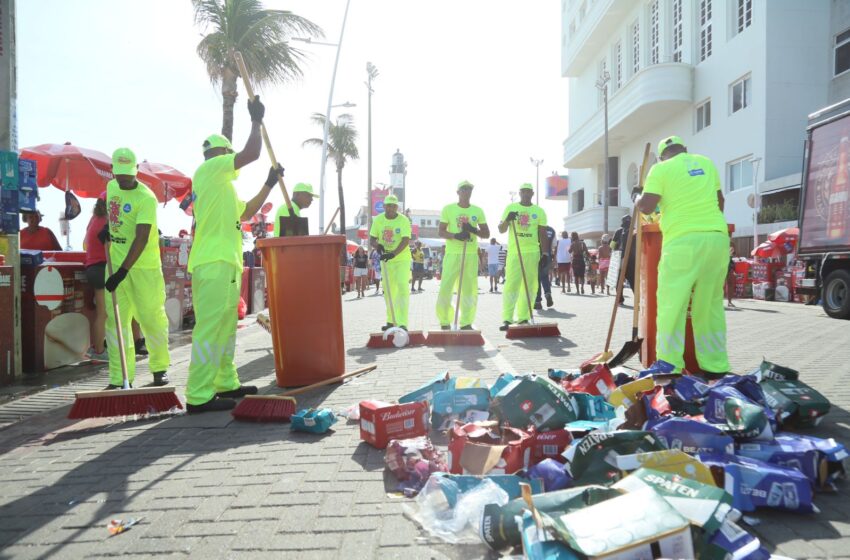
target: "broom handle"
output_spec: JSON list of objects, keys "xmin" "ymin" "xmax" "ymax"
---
[
  {"xmin": 279, "ymin": 364, "xmax": 377, "ymax": 397},
  {"xmin": 452, "ymin": 239, "xmax": 467, "ymax": 330},
  {"xmin": 233, "ymin": 51, "xmax": 295, "ymax": 213},
  {"xmin": 631, "ymin": 142, "xmax": 652, "ymax": 336},
  {"xmin": 381, "ymin": 258, "xmax": 398, "ymax": 325},
  {"xmin": 323, "ymin": 207, "xmax": 340, "ymax": 235},
  {"xmin": 604, "ymin": 205, "xmax": 639, "ymax": 352},
  {"xmin": 511, "ymin": 219, "xmax": 536, "ymax": 325},
  {"xmin": 105, "ymin": 246, "xmax": 130, "ymax": 390}
]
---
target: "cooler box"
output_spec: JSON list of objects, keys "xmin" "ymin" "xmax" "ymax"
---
[{"xmin": 257, "ymin": 235, "xmax": 345, "ymax": 387}]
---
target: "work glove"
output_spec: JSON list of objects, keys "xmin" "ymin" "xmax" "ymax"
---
[
  {"xmin": 462, "ymin": 222, "xmax": 479, "ymax": 235},
  {"xmin": 631, "ymin": 187, "xmax": 643, "ymax": 202},
  {"xmin": 505, "ymin": 211, "xmax": 519, "ymax": 222},
  {"xmin": 248, "ymin": 96, "xmax": 265, "ymax": 123},
  {"xmin": 105, "ymin": 267, "xmax": 128, "ymax": 293},
  {"xmin": 380, "ymin": 251, "xmax": 395, "ymax": 262},
  {"xmin": 97, "ymin": 224, "xmax": 110, "ymax": 245},
  {"xmin": 265, "ymin": 164, "xmax": 284, "ymax": 188},
  {"xmin": 453, "ymin": 231, "xmax": 471, "ymax": 241}
]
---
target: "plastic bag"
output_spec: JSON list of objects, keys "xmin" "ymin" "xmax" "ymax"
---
[{"xmin": 409, "ymin": 476, "xmax": 509, "ymax": 543}]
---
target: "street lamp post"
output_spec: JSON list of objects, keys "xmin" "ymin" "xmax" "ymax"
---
[
  {"xmin": 751, "ymin": 157, "xmax": 762, "ymax": 252},
  {"xmin": 530, "ymin": 157, "xmax": 544, "ymax": 205},
  {"xmin": 366, "ymin": 62, "xmax": 378, "ymax": 234},
  {"xmin": 596, "ymin": 71, "xmax": 611, "ymax": 235},
  {"xmin": 295, "ymin": 0, "xmax": 352, "ymax": 234}
]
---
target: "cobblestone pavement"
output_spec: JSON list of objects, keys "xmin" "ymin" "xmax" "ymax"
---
[{"xmin": 0, "ymin": 276, "xmax": 849, "ymax": 559}]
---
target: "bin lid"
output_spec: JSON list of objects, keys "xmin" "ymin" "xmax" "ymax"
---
[{"xmin": 256, "ymin": 234, "xmax": 346, "ymax": 250}]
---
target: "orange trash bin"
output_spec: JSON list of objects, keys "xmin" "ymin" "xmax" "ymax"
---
[
  {"xmin": 639, "ymin": 223, "xmax": 734, "ymax": 372},
  {"xmin": 257, "ymin": 235, "xmax": 346, "ymax": 387}
]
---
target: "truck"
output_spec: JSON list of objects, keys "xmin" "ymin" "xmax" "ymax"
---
[{"xmin": 796, "ymin": 98, "xmax": 850, "ymax": 319}]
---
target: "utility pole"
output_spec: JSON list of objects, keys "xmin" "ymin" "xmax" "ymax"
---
[
  {"xmin": 596, "ymin": 71, "xmax": 611, "ymax": 235},
  {"xmin": 530, "ymin": 157, "xmax": 543, "ymax": 206},
  {"xmin": 365, "ymin": 62, "xmax": 378, "ymax": 234}
]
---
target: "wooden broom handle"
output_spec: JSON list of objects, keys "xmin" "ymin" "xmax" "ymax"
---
[
  {"xmin": 511, "ymin": 220, "xmax": 537, "ymax": 325},
  {"xmin": 632, "ymin": 142, "xmax": 652, "ymax": 331},
  {"xmin": 323, "ymin": 207, "xmax": 340, "ymax": 235},
  {"xmin": 105, "ymin": 246, "xmax": 130, "ymax": 388},
  {"xmin": 279, "ymin": 365, "xmax": 377, "ymax": 397},
  {"xmin": 453, "ymin": 239, "xmax": 467, "ymax": 330},
  {"xmin": 233, "ymin": 51, "xmax": 295, "ymax": 213},
  {"xmin": 604, "ymin": 205, "xmax": 638, "ymax": 352}
]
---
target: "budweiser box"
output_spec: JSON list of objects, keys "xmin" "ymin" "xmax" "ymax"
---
[{"xmin": 359, "ymin": 400, "xmax": 429, "ymax": 449}]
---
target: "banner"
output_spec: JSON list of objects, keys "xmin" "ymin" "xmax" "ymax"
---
[
  {"xmin": 371, "ymin": 187, "xmax": 390, "ymax": 217},
  {"xmin": 546, "ymin": 175, "xmax": 569, "ymax": 200},
  {"xmin": 801, "ymin": 118, "xmax": 850, "ymax": 251}
]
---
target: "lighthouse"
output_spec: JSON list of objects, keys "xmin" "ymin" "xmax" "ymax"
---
[{"xmin": 389, "ymin": 149, "xmax": 407, "ymax": 211}]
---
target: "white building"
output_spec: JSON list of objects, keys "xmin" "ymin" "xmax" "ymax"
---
[{"xmin": 560, "ymin": 0, "xmax": 835, "ymax": 251}]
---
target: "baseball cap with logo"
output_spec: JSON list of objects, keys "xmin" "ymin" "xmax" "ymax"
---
[
  {"xmin": 384, "ymin": 194, "xmax": 399, "ymax": 205},
  {"xmin": 112, "ymin": 148, "xmax": 137, "ymax": 176},
  {"xmin": 519, "ymin": 182, "xmax": 534, "ymax": 191},
  {"xmin": 293, "ymin": 182, "xmax": 319, "ymax": 198},
  {"xmin": 202, "ymin": 134, "xmax": 233, "ymax": 153},
  {"xmin": 658, "ymin": 135, "xmax": 686, "ymax": 157},
  {"xmin": 457, "ymin": 180, "xmax": 474, "ymax": 191}
]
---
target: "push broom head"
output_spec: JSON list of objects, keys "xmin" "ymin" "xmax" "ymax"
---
[
  {"xmin": 68, "ymin": 387, "xmax": 183, "ymax": 419},
  {"xmin": 366, "ymin": 330, "xmax": 427, "ymax": 348},
  {"xmin": 425, "ymin": 330, "xmax": 485, "ymax": 347},
  {"xmin": 232, "ymin": 395, "xmax": 297, "ymax": 422},
  {"xmin": 505, "ymin": 322, "xmax": 561, "ymax": 340}
]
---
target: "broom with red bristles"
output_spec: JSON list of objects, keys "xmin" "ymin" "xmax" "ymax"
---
[
  {"xmin": 426, "ymin": 240, "xmax": 484, "ymax": 346},
  {"xmin": 232, "ymin": 364, "xmax": 377, "ymax": 422},
  {"xmin": 68, "ymin": 246, "xmax": 182, "ymax": 419}
]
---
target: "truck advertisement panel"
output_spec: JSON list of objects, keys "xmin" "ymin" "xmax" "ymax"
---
[{"xmin": 801, "ymin": 117, "xmax": 850, "ymax": 251}]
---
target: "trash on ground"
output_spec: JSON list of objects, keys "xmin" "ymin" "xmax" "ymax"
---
[
  {"xmin": 107, "ymin": 517, "xmax": 143, "ymax": 536},
  {"xmin": 290, "ymin": 408, "xmax": 337, "ymax": 434},
  {"xmin": 359, "ymin": 400, "xmax": 429, "ymax": 448}
]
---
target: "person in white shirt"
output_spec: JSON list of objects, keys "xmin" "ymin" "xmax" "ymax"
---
[
  {"xmin": 486, "ymin": 238, "xmax": 502, "ymax": 293},
  {"xmin": 555, "ymin": 231, "xmax": 573, "ymax": 294}
]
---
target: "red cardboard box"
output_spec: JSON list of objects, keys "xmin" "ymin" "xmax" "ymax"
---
[
  {"xmin": 447, "ymin": 421, "xmax": 530, "ymax": 475},
  {"xmin": 527, "ymin": 428, "xmax": 573, "ymax": 466},
  {"xmin": 359, "ymin": 400, "xmax": 429, "ymax": 449}
]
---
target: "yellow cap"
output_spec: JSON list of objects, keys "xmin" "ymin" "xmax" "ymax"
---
[
  {"xmin": 112, "ymin": 148, "xmax": 137, "ymax": 176},
  {"xmin": 293, "ymin": 182, "xmax": 319, "ymax": 198},
  {"xmin": 457, "ymin": 180, "xmax": 474, "ymax": 190},
  {"xmin": 384, "ymin": 194, "xmax": 399, "ymax": 205},
  {"xmin": 202, "ymin": 134, "xmax": 233, "ymax": 153},
  {"xmin": 519, "ymin": 182, "xmax": 534, "ymax": 191},
  {"xmin": 658, "ymin": 135, "xmax": 685, "ymax": 156}
]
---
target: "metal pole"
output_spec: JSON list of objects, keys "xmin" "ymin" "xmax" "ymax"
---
[
  {"xmin": 602, "ymin": 81, "xmax": 610, "ymax": 235},
  {"xmin": 752, "ymin": 158, "xmax": 762, "ymax": 252},
  {"xmin": 366, "ymin": 63, "xmax": 375, "ymax": 234},
  {"xmin": 535, "ymin": 162, "xmax": 540, "ymax": 205},
  {"xmin": 318, "ymin": 0, "xmax": 351, "ymax": 234}
]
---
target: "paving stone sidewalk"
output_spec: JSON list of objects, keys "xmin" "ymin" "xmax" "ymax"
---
[{"xmin": 0, "ymin": 276, "xmax": 848, "ymax": 559}]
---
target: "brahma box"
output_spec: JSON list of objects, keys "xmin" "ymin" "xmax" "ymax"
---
[{"xmin": 359, "ymin": 400, "xmax": 429, "ymax": 449}]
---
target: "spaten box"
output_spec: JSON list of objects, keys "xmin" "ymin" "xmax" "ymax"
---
[{"xmin": 359, "ymin": 400, "xmax": 429, "ymax": 449}]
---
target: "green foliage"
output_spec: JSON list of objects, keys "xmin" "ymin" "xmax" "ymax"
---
[{"xmin": 758, "ymin": 199, "xmax": 798, "ymax": 224}]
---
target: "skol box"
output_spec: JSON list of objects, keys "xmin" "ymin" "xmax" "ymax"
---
[{"xmin": 359, "ymin": 400, "xmax": 429, "ymax": 449}]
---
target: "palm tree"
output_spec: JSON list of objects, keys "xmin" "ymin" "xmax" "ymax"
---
[
  {"xmin": 192, "ymin": 0, "xmax": 323, "ymax": 140},
  {"xmin": 303, "ymin": 113, "xmax": 360, "ymax": 235}
]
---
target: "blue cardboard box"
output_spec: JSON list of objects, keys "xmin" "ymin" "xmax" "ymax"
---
[{"xmin": 17, "ymin": 158, "xmax": 37, "ymax": 189}]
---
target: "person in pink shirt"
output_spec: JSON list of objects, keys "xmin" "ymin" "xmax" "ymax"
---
[{"xmin": 83, "ymin": 193, "xmax": 108, "ymax": 361}]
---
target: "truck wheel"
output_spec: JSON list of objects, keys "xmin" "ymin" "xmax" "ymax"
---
[{"xmin": 822, "ymin": 269, "xmax": 850, "ymax": 320}]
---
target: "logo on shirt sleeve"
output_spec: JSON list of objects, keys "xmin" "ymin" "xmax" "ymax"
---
[
  {"xmin": 395, "ymin": 227, "xmax": 401, "ymax": 234},
  {"xmin": 123, "ymin": 203, "xmax": 132, "ymax": 213}
]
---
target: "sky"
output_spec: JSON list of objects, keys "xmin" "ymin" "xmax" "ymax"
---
[{"xmin": 17, "ymin": 0, "xmax": 570, "ymax": 249}]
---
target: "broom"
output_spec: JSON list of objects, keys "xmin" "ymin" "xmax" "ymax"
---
[
  {"xmin": 505, "ymin": 220, "xmax": 560, "ymax": 339},
  {"xmin": 232, "ymin": 364, "xmax": 377, "ymax": 422},
  {"xmin": 68, "ymin": 248, "xmax": 182, "ymax": 419},
  {"xmin": 366, "ymin": 258, "xmax": 426, "ymax": 348},
  {"xmin": 426, "ymin": 238, "xmax": 484, "ymax": 346}
]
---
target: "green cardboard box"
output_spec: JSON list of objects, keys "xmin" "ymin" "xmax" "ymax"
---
[
  {"xmin": 761, "ymin": 378, "xmax": 830, "ymax": 427},
  {"xmin": 0, "ymin": 152, "xmax": 18, "ymax": 190},
  {"xmin": 490, "ymin": 374, "xmax": 578, "ymax": 431}
]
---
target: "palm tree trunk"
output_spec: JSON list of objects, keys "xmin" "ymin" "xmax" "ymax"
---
[
  {"xmin": 221, "ymin": 67, "xmax": 238, "ymax": 141},
  {"xmin": 337, "ymin": 164, "xmax": 346, "ymax": 237}
]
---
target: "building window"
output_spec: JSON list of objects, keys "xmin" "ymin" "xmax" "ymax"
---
[
  {"xmin": 730, "ymin": 74, "xmax": 751, "ymax": 113},
  {"xmin": 631, "ymin": 20, "xmax": 640, "ymax": 75},
  {"xmin": 649, "ymin": 0, "xmax": 660, "ymax": 65},
  {"xmin": 736, "ymin": 0, "xmax": 752, "ymax": 35},
  {"xmin": 573, "ymin": 189, "xmax": 585, "ymax": 213},
  {"xmin": 672, "ymin": 0, "xmax": 683, "ymax": 62},
  {"xmin": 696, "ymin": 99, "xmax": 711, "ymax": 132},
  {"xmin": 614, "ymin": 41, "xmax": 623, "ymax": 90},
  {"xmin": 728, "ymin": 157, "xmax": 754, "ymax": 191},
  {"xmin": 699, "ymin": 0, "xmax": 712, "ymax": 62},
  {"xmin": 836, "ymin": 28, "xmax": 850, "ymax": 77}
]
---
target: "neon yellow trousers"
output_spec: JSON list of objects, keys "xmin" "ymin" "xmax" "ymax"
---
[
  {"xmin": 105, "ymin": 267, "xmax": 170, "ymax": 385},
  {"xmin": 382, "ymin": 258, "xmax": 411, "ymax": 327},
  {"xmin": 656, "ymin": 231, "xmax": 730, "ymax": 373},
  {"xmin": 436, "ymin": 250, "xmax": 479, "ymax": 327},
  {"xmin": 186, "ymin": 262, "xmax": 242, "ymax": 405},
  {"xmin": 502, "ymin": 250, "xmax": 539, "ymax": 323}
]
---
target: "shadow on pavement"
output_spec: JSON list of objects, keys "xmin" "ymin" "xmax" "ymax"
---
[
  {"xmin": 536, "ymin": 309, "xmax": 576, "ymax": 320},
  {"xmin": 509, "ymin": 336, "xmax": 578, "ymax": 358},
  {"xmin": 431, "ymin": 346, "xmax": 491, "ymax": 372}
]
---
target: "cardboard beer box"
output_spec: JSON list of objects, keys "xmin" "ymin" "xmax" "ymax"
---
[
  {"xmin": 490, "ymin": 374, "xmax": 578, "ymax": 432},
  {"xmin": 650, "ymin": 417, "xmax": 735, "ymax": 456},
  {"xmin": 565, "ymin": 430, "xmax": 666, "ymax": 485},
  {"xmin": 430, "ymin": 387, "xmax": 490, "ymax": 430},
  {"xmin": 398, "ymin": 371, "xmax": 451, "ymax": 404},
  {"xmin": 547, "ymin": 487, "xmax": 695, "ymax": 559},
  {"xmin": 562, "ymin": 363, "xmax": 616, "ymax": 398},
  {"xmin": 570, "ymin": 392, "xmax": 616, "ymax": 422},
  {"xmin": 735, "ymin": 439, "xmax": 825, "ymax": 487},
  {"xmin": 447, "ymin": 421, "xmax": 530, "ymax": 475},
  {"xmin": 489, "ymin": 372, "xmax": 516, "ymax": 398},
  {"xmin": 564, "ymin": 420, "xmax": 609, "ymax": 438},
  {"xmin": 760, "ymin": 378, "xmax": 830, "ymax": 427},
  {"xmin": 749, "ymin": 359, "xmax": 799, "ymax": 381},
  {"xmin": 607, "ymin": 376, "xmax": 654, "ymax": 408},
  {"xmin": 613, "ymin": 449, "xmax": 717, "ymax": 486},
  {"xmin": 527, "ymin": 429, "xmax": 574, "ymax": 466},
  {"xmin": 358, "ymin": 400, "xmax": 429, "ymax": 449}
]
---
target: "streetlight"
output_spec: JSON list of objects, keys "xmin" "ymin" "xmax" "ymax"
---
[
  {"xmin": 530, "ymin": 157, "xmax": 544, "ymax": 205},
  {"xmin": 294, "ymin": 0, "xmax": 352, "ymax": 234},
  {"xmin": 595, "ymin": 70, "xmax": 611, "ymax": 235},
  {"xmin": 365, "ymin": 62, "xmax": 379, "ymax": 234},
  {"xmin": 751, "ymin": 157, "xmax": 763, "ymax": 252}
]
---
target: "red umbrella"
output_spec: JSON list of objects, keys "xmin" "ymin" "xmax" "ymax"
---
[
  {"xmin": 751, "ymin": 241, "xmax": 783, "ymax": 258},
  {"xmin": 346, "ymin": 240, "xmax": 361, "ymax": 254},
  {"xmin": 138, "ymin": 161, "xmax": 192, "ymax": 203},
  {"xmin": 20, "ymin": 143, "xmax": 114, "ymax": 197}
]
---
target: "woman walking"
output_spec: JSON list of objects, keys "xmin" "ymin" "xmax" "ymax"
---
[
  {"xmin": 370, "ymin": 247, "xmax": 382, "ymax": 295},
  {"xmin": 83, "ymin": 193, "xmax": 109, "ymax": 361},
  {"xmin": 353, "ymin": 246, "xmax": 369, "ymax": 298},
  {"xmin": 597, "ymin": 234, "xmax": 612, "ymax": 295},
  {"xmin": 569, "ymin": 231, "xmax": 587, "ymax": 294}
]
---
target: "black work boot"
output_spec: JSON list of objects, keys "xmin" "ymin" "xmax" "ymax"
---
[
  {"xmin": 216, "ymin": 385, "xmax": 258, "ymax": 399},
  {"xmin": 187, "ymin": 397, "xmax": 236, "ymax": 414},
  {"xmin": 152, "ymin": 372, "xmax": 170, "ymax": 386}
]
